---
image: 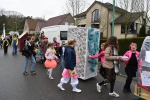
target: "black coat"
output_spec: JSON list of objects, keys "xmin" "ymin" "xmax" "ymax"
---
[{"xmin": 58, "ymin": 46, "xmax": 66, "ymax": 56}]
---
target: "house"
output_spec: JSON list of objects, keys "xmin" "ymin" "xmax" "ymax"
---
[
  {"xmin": 23, "ymin": 19, "xmax": 41, "ymax": 34},
  {"xmin": 35, "ymin": 13, "xmax": 75, "ymax": 34},
  {"xmin": 74, "ymin": 1, "xmax": 150, "ymax": 38}
]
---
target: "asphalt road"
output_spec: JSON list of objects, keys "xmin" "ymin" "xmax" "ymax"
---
[{"xmin": 0, "ymin": 47, "xmax": 138, "ymax": 100}]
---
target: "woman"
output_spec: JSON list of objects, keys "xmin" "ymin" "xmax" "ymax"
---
[
  {"xmin": 41, "ymin": 37, "xmax": 48, "ymax": 64},
  {"xmin": 57, "ymin": 38, "xmax": 81, "ymax": 93},
  {"xmin": 96, "ymin": 36, "xmax": 121, "ymax": 97}
]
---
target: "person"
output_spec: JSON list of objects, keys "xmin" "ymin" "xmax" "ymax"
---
[
  {"xmin": 57, "ymin": 38, "xmax": 82, "ymax": 93},
  {"xmin": 3, "ymin": 37, "xmax": 9, "ymax": 55},
  {"xmin": 58, "ymin": 41, "xmax": 66, "ymax": 70},
  {"xmin": 45, "ymin": 42, "xmax": 58, "ymax": 79},
  {"xmin": 122, "ymin": 43, "xmax": 139, "ymax": 93},
  {"xmin": 31, "ymin": 36, "xmax": 37, "ymax": 60},
  {"xmin": 23, "ymin": 36, "xmax": 36, "ymax": 75},
  {"xmin": 11, "ymin": 34, "xmax": 18, "ymax": 55},
  {"xmin": 96, "ymin": 36, "xmax": 121, "ymax": 97},
  {"xmin": 53, "ymin": 37, "xmax": 60, "ymax": 58},
  {"xmin": 89, "ymin": 43, "xmax": 107, "ymax": 85},
  {"xmin": 7, "ymin": 35, "xmax": 11, "ymax": 45},
  {"xmin": 0, "ymin": 35, "xmax": 3, "ymax": 48},
  {"xmin": 41, "ymin": 36, "xmax": 48, "ymax": 64},
  {"xmin": 39, "ymin": 32, "xmax": 45, "ymax": 43}
]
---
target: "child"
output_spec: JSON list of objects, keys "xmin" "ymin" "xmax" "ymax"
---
[
  {"xmin": 89, "ymin": 43, "xmax": 107, "ymax": 88},
  {"xmin": 122, "ymin": 42, "xmax": 139, "ymax": 93},
  {"xmin": 11, "ymin": 34, "xmax": 18, "ymax": 55},
  {"xmin": 3, "ymin": 37, "xmax": 9, "ymax": 55},
  {"xmin": 57, "ymin": 38, "xmax": 82, "ymax": 93},
  {"xmin": 45, "ymin": 42, "xmax": 58, "ymax": 79}
]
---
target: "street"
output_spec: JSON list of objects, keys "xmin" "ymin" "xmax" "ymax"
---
[{"xmin": 0, "ymin": 47, "xmax": 137, "ymax": 100}]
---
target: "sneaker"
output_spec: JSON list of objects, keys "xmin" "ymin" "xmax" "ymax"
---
[
  {"xmin": 23, "ymin": 72, "xmax": 29, "ymax": 75},
  {"xmin": 57, "ymin": 84, "xmax": 65, "ymax": 91},
  {"xmin": 73, "ymin": 88, "xmax": 82, "ymax": 93},
  {"xmin": 109, "ymin": 92, "xmax": 119, "ymax": 97},
  {"xmin": 96, "ymin": 83, "xmax": 102, "ymax": 92},
  {"xmin": 30, "ymin": 71, "xmax": 36, "ymax": 75},
  {"xmin": 103, "ymin": 83, "xmax": 107, "ymax": 86},
  {"xmin": 123, "ymin": 89, "xmax": 127, "ymax": 93},
  {"xmin": 49, "ymin": 76, "xmax": 54, "ymax": 79},
  {"xmin": 127, "ymin": 89, "xmax": 132, "ymax": 93}
]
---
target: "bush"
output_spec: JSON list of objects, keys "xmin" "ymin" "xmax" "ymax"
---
[
  {"xmin": 6, "ymin": 29, "xmax": 12, "ymax": 34},
  {"xmin": 18, "ymin": 29, "xmax": 23, "ymax": 35},
  {"xmin": 139, "ymin": 25, "xmax": 146, "ymax": 37},
  {"xmin": 100, "ymin": 37, "xmax": 145, "ymax": 55}
]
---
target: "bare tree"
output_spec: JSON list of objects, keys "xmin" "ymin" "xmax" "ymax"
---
[
  {"xmin": 63, "ymin": 0, "xmax": 87, "ymax": 25},
  {"xmin": 117, "ymin": 0, "xmax": 136, "ymax": 38}
]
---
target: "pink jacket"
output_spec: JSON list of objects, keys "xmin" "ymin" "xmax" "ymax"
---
[
  {"xmin": 45, "ymin": 49, "xmax": 58, "ymax": 60},
  {"xmin": 91, "ymin": 50, "xmax": 105, "ymax": 64},
  {"xmin": 123, "ymin": 50, "xmax": 140, "ymax": 67}
]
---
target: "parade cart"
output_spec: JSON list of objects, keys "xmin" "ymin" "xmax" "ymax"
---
[
  {"xmin": 18, "ymin": 31, "xmax": 28, "ymax": 51},
  {"xmin": 134, "ymin": 36, "xmax": 150, "ymax": 100},
  {"xmin": 68, "ymin": 27, "xmax": 100, "ymax": 80}
]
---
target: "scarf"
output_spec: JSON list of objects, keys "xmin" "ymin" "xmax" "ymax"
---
[
  {"xmin": 112, "ymin": 45, "xmax": 120, "ymax": 75},
  {"xmin": 49, "ymin": 48, "xmax": 56, "ymax": 54}
]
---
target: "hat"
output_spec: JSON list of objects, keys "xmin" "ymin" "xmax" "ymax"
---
[{"xmin": 44, "ymin": 37, "xmax": 48, "ymax": 39}]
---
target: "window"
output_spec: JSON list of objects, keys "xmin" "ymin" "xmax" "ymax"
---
[
  {"xmin": 92, "ymin": 9, "xmax": 100, "ymax": 23},
  {"xmin": 60, "ymin": 31, "xmax": 67, "ymax": 40},
  {"xmin": 121, "ymin": 22, "xmax": 137, "ymax": 34}
]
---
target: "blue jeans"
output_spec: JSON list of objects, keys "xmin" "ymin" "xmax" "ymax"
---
[
  {"xmin": 12, "ymin": 45, "xmax": 17, "ymax": 54},
  {"xmin": 59, "ymin": 55, "xmax": 64, "ymax": 70},
  {"xmin": 23, "ymin": 55, "xmax": 36, "ymax": 73}
]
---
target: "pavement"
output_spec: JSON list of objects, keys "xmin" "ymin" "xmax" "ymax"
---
[{"xmin": 0, "ymin": 47, "xmax": 139, "ymax": 100}]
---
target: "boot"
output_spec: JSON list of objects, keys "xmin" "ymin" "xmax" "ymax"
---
[
  {"xmin": 49, "ymin": 69, "xmax": 54, "ymax": 79},
  {"xmin": 72, "ymin": 84, "xmax": 81, "ymax": 93},
  {"xmin": 57, "ymin": 82, "xmax": 65, "ymax": 91}
]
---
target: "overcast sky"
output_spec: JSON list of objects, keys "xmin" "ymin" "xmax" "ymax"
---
[{"xmin": 0, "ymin": 0, "xmax": 110, "ymax": 20}]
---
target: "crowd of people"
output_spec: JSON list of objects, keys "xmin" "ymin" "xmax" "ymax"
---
[{"xmin": 0, "ymin": 32, "xmax": 140, "ymax": 97}]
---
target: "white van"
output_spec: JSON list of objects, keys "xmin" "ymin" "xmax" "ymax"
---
[{"xmin": 41, "ymin": 25, "xmax": 77, "ymax": 43}]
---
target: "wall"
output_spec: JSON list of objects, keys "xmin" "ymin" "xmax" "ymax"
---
[
  {"xmin": 23, "ymin": 21, "xmax": 29, "ymax": 33},
  {"xmin": 29, "ymin": 30, "xmax": 35, "ymax": 34},
  {"xmin": 35, "ymin": 24, "xmax": 40, "ymax": 34},
  {"xmin": 60, "ymin": 14, "xmax": 75, "ymax": 25},
  {"xmin": 78, "ymin": 19, "xmax": 86, "ymax": 26},
  {"xmin": 114, "ymin": 24, "xmax": 137, "ymax": 39}
]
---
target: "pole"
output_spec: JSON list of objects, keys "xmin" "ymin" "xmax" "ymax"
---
[
  {"xmin": 3, "ymin": 23, "xmax": 6, "ymax": 38},
  {"xmin": 112, "ymin": 0, "xmax": 115, "ymax": 36}
]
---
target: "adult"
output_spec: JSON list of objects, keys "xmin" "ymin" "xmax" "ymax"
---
[
  {"xmin": 23, "ymin": 36, "xmax": 36, "ymax": 75},
  {"xmin": 39, "ymin": 31, "xmax": 45, "ymax": 43},
  {"xmin": 41, "ymin": 36, "xmax": 48, "ymax": 63},
  {"xmin": 53, "ymin": 37, "xmax": 60, "ymax": 58},
  {"xmin": 96, "ymin": 36, "xmax": 121, "ymax": 97},
  {"xmin": 58, "ymin": 41, "xmax": 66, "ymax": 70}
]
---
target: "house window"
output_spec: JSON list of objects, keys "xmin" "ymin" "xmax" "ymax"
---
[
  {"xmin": 60, "ymin": 31, "xmax": 67, "ymax": 40},
  {"xmin": 121, "ymin": 22, "xmax": 137, "ymax": 34},
  {"xmin": 92, "ymin": 9, "xmax": 100, "ymax": 23}
]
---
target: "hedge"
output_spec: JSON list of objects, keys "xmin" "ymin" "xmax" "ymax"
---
[{"xmin": 100, "ymin": 37, "xmax": 145, "ymax": 55}]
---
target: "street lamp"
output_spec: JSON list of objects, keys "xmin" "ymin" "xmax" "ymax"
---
[
  {"xmin": 112, "ymin": 0, "xmax": 116, "ymax": 36},
  {"xmin": 2, "ymin": 23, "xmax": 6, "ymax": 37},
  {"xmin": 14, "ymin": 22, "xmax": 17, "ymax": 32}
]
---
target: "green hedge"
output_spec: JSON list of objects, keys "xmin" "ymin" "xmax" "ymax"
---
[{"xmin": 100, "ymin": 37, "xmax": 145, "ymax": 55}]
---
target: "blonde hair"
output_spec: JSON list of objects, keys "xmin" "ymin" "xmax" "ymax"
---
[{"xmin": 68, "ymin": 38, "xmax": 76, "ymax": 45}]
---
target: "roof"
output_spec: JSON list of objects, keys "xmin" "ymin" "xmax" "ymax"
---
[
  {"xmin": 26, "ymin": 19, "xmax": 40, "ymax": 30},
  {"xmin": 74, "ymin": 12, "xmax": 86, "ymax": 17},
  {"xmin": 113, "ymin": 12, "xmax": 143, "ymax": 24},
  {"xmin": 37, "ymin": 13, "xmax": 71, "ymax": 29},
  {"xmin": 96, "ymin": 1, "xmax": 127, "ymax": 13},
  {"xmin": 74, "ymin": 1, "xmax": 127, "ymax": 17}
]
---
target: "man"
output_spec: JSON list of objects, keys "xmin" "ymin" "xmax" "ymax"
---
[
  {"xmin": 58, "ymin": 41, "xmax": 66, "ymax": 70},
  {"xmin": 53, "ymin": 37, "xmax": 60, "ymax": 58},
  {"xmin": 23, "ymin": 36, "xmax": 36, "ymax": 75}
]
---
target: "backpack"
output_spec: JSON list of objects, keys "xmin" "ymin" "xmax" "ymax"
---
[{"xmin": 22, "ymin": 42, "xmax": 32, "ymax": 57}]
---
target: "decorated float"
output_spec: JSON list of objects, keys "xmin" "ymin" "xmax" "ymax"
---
[
  {"xmin": 134, "ymin": 36, "xmax": 150, "ymax": 100},
  {"xmin": 68, "ymin": 27, "xmax": 100, "ymax": 80}
]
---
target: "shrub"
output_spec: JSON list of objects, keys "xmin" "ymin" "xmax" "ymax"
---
[
  {"xmin": 100, "ymin": 37, "xmax": 145, "ymax": 55},
  {"xmin": 139, "ymin": 25, "xmax": 146, "ymax": 37},
  {"xmin": 18, "ymin": 29, "xmax": 23, "ymax": 35}
]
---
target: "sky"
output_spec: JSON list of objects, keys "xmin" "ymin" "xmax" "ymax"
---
[{"xmin": 0, "ymin": 0, "xmax": 110, "ymax": 20}]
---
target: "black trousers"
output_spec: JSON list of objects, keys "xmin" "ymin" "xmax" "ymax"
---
[
  {"xmin": 99, "ymin": 68, "xmax": 116, "ymax": 93},
  {"xmin": 99, "ymin": 65, "xmax": 107, "ymax": 79},
  {"xmin": 4, "ymin": 46, "xmax": 8, "ymax": 54},
  {"xmin": 124, "ymin": 66, "xmax": 136, "ymax": 90}
]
